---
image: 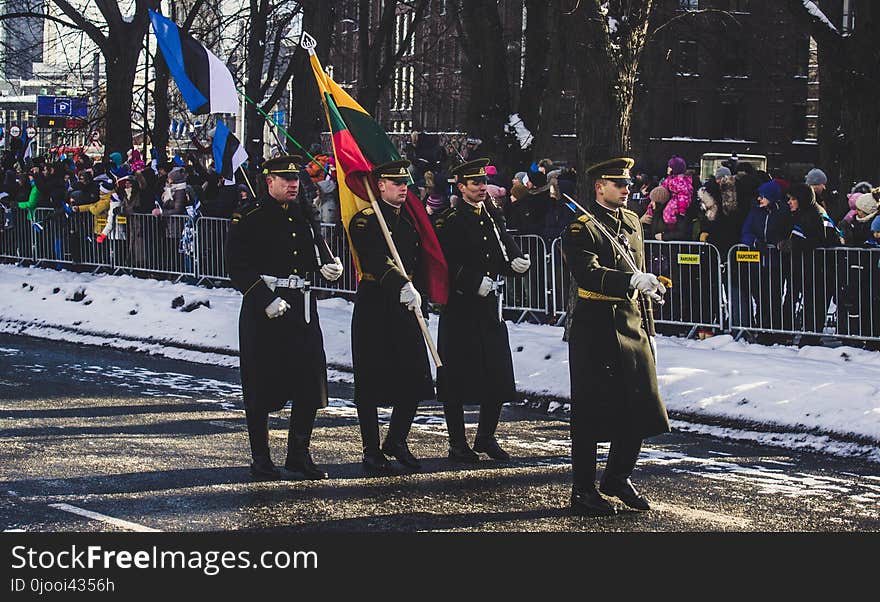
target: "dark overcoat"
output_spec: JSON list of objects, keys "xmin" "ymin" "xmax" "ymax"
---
[
  {"xmin": 349, "ymin": 201, "xmax": 435, "ymax": 406},
  {"xmin": 561, "ymin": 199, "xmax": 670, "ymax": 441},
  {"xmin": 224, "ymin": 196, "xmax": 330, "ymax": 413},
  {"xmin": 434, "ymin": 201, "xmax": 525, "ymax": 405}
]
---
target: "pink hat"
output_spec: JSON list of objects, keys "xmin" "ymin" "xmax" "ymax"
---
[{"xmin": 485, "ymin": 165, "xmax": 497, "ymax": 176}]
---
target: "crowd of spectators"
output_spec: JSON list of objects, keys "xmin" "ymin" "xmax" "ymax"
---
[{"xmin": 2, "ymin": 135, "xmax": 878, "ymax": 342}]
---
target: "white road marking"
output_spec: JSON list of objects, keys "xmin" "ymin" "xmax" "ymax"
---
[{"xmin": 48, "ymin": 503, "xmax": 160, "ymax": 532}]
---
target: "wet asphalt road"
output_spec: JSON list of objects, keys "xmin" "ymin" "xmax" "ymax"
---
[{"xmin": 0, "ymin": 333, "xmax": 878, "ymax": 533}]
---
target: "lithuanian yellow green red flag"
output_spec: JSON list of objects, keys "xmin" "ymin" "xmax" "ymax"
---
[{"xmin": 308, "ymin": 47, "xmax": 448, "ymax": 304}]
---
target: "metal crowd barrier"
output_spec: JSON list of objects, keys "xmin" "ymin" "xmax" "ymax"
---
[
  {"xmin": 727, "ymin": 244, "xmax": 880, "ymax": 341},
  {"xmin": 0, "ymin": 207, "xmax": 33, "ymax": 262},
  {"xmin": 3, "ymin": 207, "xmax": 879, "ymax": 343},
  {"xmin": 194, "ymin": 216, "xmax": 231, "ymax": 283},
  {"xmin": 313, "ymin": 223, "xmax": 357, "ymax": 295},
  {"xmin": 503, "ymin": 234, "xmax": 551, "ymax": 320},
  {"xmin": 644, "ymin": 240, "xmax": 724, "ymax": 330}
]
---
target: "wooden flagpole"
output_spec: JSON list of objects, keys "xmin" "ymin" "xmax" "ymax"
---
[{"xmin": 362, "ymin": 176, "xmax": 442, "ymax": 368}]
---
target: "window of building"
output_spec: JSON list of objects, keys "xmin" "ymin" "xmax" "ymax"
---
[
  {"xmin": 676, "ymin": 40, "xmax": 698, "ymax": 76},
  {"xmin": 791, "ymin": 104, "xmax": 807, "ymax": 140},
  {"xmin": 720, "ymin": 101, "xmax": 744, "ymax": 138},
  {"xmin": 794, "ymin": 35, "xmax": 809, "ymax": 77},
  {"xmin": 722, "ymin": 37, "xmax": 748, "ymax": 77},
  {"xmin": 673, "ymin": 100, "xmax": 698, "ymax": 135}
]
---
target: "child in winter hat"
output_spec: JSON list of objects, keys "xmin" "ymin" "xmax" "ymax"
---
[
  {"xmin": 667, "ymin": 156, "xmax": 687, "ymax": 176},
  {"xmin": 854, "ymin": 192, "xmax": 880, "ymax": 223}
]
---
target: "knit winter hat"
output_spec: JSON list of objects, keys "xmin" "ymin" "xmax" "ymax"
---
[
  {"xmin": 714, "ymin": 166, "xmax": 732, "ymax": 179},
  {"xmin": 805, "ymin": 168, "xmax": 827, "ymax": 186},
  {"xmin": 528, "ymin": 170, "xmax": 547, "ymax": 188},
  {"xmin": 757, "ymin": 181, "xmax": 783, "ymax": 203},
  {"xmin": 855, "ymin": 192, "xmax": 879, "ymax": 222},
  {"xmin": 649, "ymin": 185, "xmax": 671, "ymax": 205},
  {"xmin": 169, "ymin": 166, "xmax": 187, "ymax": 184},
  {"xmin": 485, "ymin": 165, "xmax": 497, "ymax": 177},
  {"xmin": 425, "ymin": 194, "xmax": 446, "ymax": 211},
  {"xmin": 514, "ymin": 171, "xmax": 527, "ymax": 184},
  {"xmin": 850, "ymin": 181, "xmax": 872, "ymax": 195},
  {"xmin": 667, "ymin": 156, "xmax": 687, "ymax": 176}
]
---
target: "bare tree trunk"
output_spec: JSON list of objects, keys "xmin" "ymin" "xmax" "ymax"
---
[
  {"xmin": 571, "ymin": 1, "xmax": 652, "ymax": 197},
  {"xmin": 786, "ymin": 0, "xmax": 880, "ymax": 218},
  {"xmin": 531, "ymin": 0, "xmax": 572, "ymax": 160},
  {"xmin": 355, "ymin": 1, "xmax": 429, "ymax": 116},
  {"xmin": 243, "ymin": 0, "xmax": 268, "ymax": 170},
  {"xmin": 104, "ymin": 28, "xmax": 150, "ymax": 154},
  {"xmin": 456, "ymin": 0, "xmax": 513, "ymax": 171},
  {"xmin": 290, "ymin": 1, "xmax": 335, "ymax": 152}
]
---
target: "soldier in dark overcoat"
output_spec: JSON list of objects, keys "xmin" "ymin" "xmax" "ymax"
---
[
  {"xmin": 225, "ymin": 155, "xmax": 344, "ymax": 481},
  {"xmin": 349, "ymin": 159, "xmax": 434, "ymax": 474},
  {"xmin": 562, "ymin": 157, "xmax": 670, "ymax": 516},
  {"xmin": 434, "ymin": 158, "xmax": 531, "ymax": 463}
]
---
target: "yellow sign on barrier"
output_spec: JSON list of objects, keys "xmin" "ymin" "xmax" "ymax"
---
[
  {"xmin": 736, "ymin": 250, "xmax": 760, "ymax": 263},
  {"xmin": 94, "ymin": 216, "xmax": 126, "ymax": 231},
  {"xmin": 677, "ymin": 253, "xmax": 700, "ymax": 265}
]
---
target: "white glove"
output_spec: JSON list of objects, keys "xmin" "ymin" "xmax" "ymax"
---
[
  {"xmin": 265, "ymin": 297, "xmax": 290, "ymax": 319},
  {"xmin": 320, "ymin": 256, "xmax": 343, "ymax": 281},
  {"xmin": 650, "ymin": 336, "xmax": 658, "ymax": 361},
  {"xmin": 399, "ymin": 282, "xmax": 422, "ymax": 312},
  {"xmin": 630, "ymin": 271, "xmax": 666, "ymax": 303},
  {"xmin": 477, "ymin": 276, "xmax": 494, "ymax": 297},
  {"xmin": 510, "ymin": 254, "xmax": 530, "ymax": 274}
]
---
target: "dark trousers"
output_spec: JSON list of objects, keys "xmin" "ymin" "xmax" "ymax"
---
[
  {"xmin": 442, "ymin": 402, "xmax": 503, "ymax": 445},
  {"xmin": 570, "ymin": 401, "xmax": 642, "ymax": 489},
  {"xmin": 356, "ymin": 402, "xmax": 419, "ymax": 455},
  {"xmin": 245, "ymin": 403, "xmax": 318, "ymax": 462}
]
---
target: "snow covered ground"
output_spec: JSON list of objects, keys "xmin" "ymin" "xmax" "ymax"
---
[{"xmin": 1, "ymin": 264, "xmax": 878, "ymax": 462}]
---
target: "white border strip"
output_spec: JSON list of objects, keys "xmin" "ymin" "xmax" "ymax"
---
[{"xmin": 49, "ymin": 503, "xmax": 161, "ymax": 532}]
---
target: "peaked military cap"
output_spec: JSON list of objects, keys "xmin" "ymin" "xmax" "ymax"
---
[
  {"xmin": 372, "ymin": 159, "xmax": 411, "ymax": 183},
  {"xmin": 262, "ymin": 154, "xmax": 304, "ymax": 177},
  {"xmin": 451, "ymin": 158, "xmax": 490, "ymax": 183},
  {"xmin": 586, "ymin": 157, "xmax": 635, "ymax": 184}
]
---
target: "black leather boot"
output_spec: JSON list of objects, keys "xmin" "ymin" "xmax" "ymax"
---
[
  {"xmin": 382, "ymin": 402, "xmax": 421, "ymax": 469},
  {"xmin": 473, "ymin": 434, "xmax": 511, "ymax": 462},
  {"xmin": 570, "ymin": 485, "xmax": 616, "ymax": 516},
  {"xmin": 250, "ymin": 456, "xmax": 282, "ymax": 481},
  {"xmin": 381, "ymin": 439, "xmax": 421, "ymax": 470},
  {"xmin": 362, "ymin": 450, "xmax": 393, "ymax": 475},
  {"xmin": 474, "ymin": 403, "xmax": 509, "ymax": 460},
  {"xmin": 444, "ymin": 403, "xmax": 479, "ymax": 463},
  {"xmin": 285, "ymin": 406, "xmax": 327, "ymax": 480},
  {"xmin": 246, "ymin": 409, "xmax": 280, "ymax": 480},
  {"xmin": 285, "ymin": 435, "xmax": 328, "ymax": 480},
  {"xmin": 357, "ymin": 405, "xmax": 393, "ymax": 475},
  {"xmin": 599, "ymin": 477, "xmax": 651, "ymax": 511}
]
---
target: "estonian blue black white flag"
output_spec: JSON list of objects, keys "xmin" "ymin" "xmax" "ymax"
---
[
  {"xmin": 212, "ymin": 121, "xmax": 248, "ymax": 185},
  {"xmin": 149, "ymin": 10, "xmax": 238, "ymax": 115}
]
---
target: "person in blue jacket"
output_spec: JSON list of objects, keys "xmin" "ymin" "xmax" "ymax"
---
[{"xmin": 739, "ymin": 181, "xmax": 788, "ymax": 331}]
